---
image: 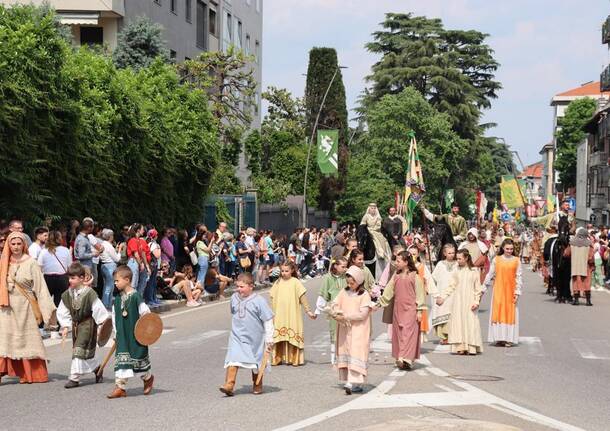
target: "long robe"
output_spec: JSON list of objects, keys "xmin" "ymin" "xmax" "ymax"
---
[
  {"xmin": 565, "ymin": 245, "xmax": 594, "ymax": 294},
  {"xmin": 335, "ymin": 289, "xmax": 373, "ymax": 384},
  {"xmin": 315, "ymin": 273, "xmax": 347, "ymax": 341},
  {"xmin": 378, "ymin": 272, "xmax": 426, "ymax": 362},
  {"xmin": 416, "ymin": 263, "xmax": 436, "ymax": 336},
  {"xmin": 441, "ymin": 267, "xmax": 483, "ymax": 354},
  {"xmin": 483, "ymin": 255, "xmax": 522, "ymax": 344},
  {"xmin": 112, "ymin": 291, "xmax": 151, "ymax": 378},
  {"xmin": 0, "ymin": 257, "xmax": 55, "ymax": 383},
  {"xmin": 360, "ymin": 213, "xmax": 391, "ymax": 260},
  {"xmin": 270, "ymin": 277, "xmax": 308, "ymax": 366},
  {"xmin": 430, "ymin": 260, "xmax": 457, "ymax": 340}
]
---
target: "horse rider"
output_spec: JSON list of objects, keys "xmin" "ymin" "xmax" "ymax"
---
[
  {"xmin": 360, "ymin": 203, "xmax": 392, "ymax": 262},
  {"xmin": 422, "ymin": 202, "xmax": 468, "ymax": 243},
  {"xmin": 382, "ymin": 207, "xmax": 407, "ymax": 248},
  {"xmin": 530, "ymin": 199, "xmax": 576, "ymax": 235}
]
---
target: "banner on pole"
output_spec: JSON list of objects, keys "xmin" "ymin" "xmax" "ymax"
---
[
  {"xmin": 444, "ymin": 189, "xmax": 454, "ymax": 212},
  {"xmin": 403, "ymin": 132, "xmax": 425, "ymax": 230},
  {"xmin": 317, "ymin": 129, "xmax": 339, "ymax": 175},
  {"xmin": 500, "ymin": 176, "xmax": 525, "ymax": 209}
]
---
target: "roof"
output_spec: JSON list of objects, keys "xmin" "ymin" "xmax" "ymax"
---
[
  {"xmin": 539, "ymin": 142, "xmax": 553, "ymax": 154},
  {"xmin": 554, "ymin": 81, "xmax": 610, "ymax": 99},
  {"xmin": 518, "ymin": 162, "xmax": 543, "ymax": 179}
]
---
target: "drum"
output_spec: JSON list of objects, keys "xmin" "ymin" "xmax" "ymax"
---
[
  {"xmin": 134, "ymin": 313, "xmax": 163, "ymax": 346},
  {"xmin": 97, "ymin": 318, "xmax": 114, "ymax": 347}
]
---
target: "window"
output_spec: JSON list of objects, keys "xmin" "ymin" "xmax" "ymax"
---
[
  {"xmin": 170, "ymin": 50, "xmax": 177, "ymax": 63},
  {"xmin": 171, "ymin": 0, "xmax": 177, "ymax": 13},
  {"xmin": 80, "ymin": 27, "xmax": 103, "ymax": 45},
  {"xmin": 196, "ymin": 1, "xmax": 207, "ymax": 49},
  {"xmin": 234, "ymin": 19, "xmax": 242, "ymax": 51},
  {"xmin": 245, "ymin": 34, "xmax": 251, "ymax": 55},
  {"xmin": 256, "ymin": 0, "xmax": 261, "ymax": 13},
  {"xmin": 185, "ymin": 0, "xmax": 191, "ymax": 22},
  {"xmin": 222, "ymin": 10, "xmax": 233, "ymax": 51},
  {"xmin": 209, "ymin": 7, "xmax": 217, "ymax": 36},
  {"xmin": 254, "ymin": 40, "xmax": 260, "ymax": 63}
]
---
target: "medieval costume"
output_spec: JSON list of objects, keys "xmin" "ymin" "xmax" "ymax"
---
[
  {"xmin": 377, "ymin": 270, "xmax": 426, "ymax": 369},
  {"xmin": 221, "ymin": 292, "xmax": 274, "ymax": 396},
  {"xmin": 382, "ymin": 212, "xmax": 407, "ymax": 247},
  {"xmin": 108, "ymin": 290, "xmax": 153, "ymax": 398},
  {"xmin": 423, "ymin": 209, "xmax": 468, "ymax": 242},
  {"xmin": 270, "ymin": 277, "xmax": 311, "ymax": 366},
  {"xmin": 315, "ymin": 271, "xmax": 347, "ymax": 364},
  {"xmin": 335, "ymin": 267, "xmax": 373, "ymax": 394},
  {"xmin": 564, "ymin": 227, "xmax": 594, "ymax": 306},
  {"xmin": 439, "ymin": 266, "xmax": 483, "ymax": 355},
  {"xmin": 360, "ymin": 204, "xmax": 391, "ymax": 261},
  {"xmin": 57, "ymin": 285, "xmax": 109, "ymax": 387},
  {"xmin": 483, "ymin": 254, "xmax": 522, "ymax": 345},
  {"xmin": 415, "ymin": 262, "xmax": 436, "ymax": 340},
  {"xmin": 0, "ymin": 232, "xmax": 55, "ymax": 384},
  {"xmin": 431, "ymin": 259, "xmax": 458, "ymax": 343},
  {"xmin": 459, "ymin": 228, "xmax": 489, "ymax": 283}
]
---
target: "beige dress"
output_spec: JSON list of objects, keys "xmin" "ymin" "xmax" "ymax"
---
[
  {"xmin": 360, "ymin": 213, "xmax": 391, "ymax": 260},
  {"xmin": 0, "ymin": 258, "xmax": 56, "ymax": 360},
  {"xmin": 431, "ymin": 260, "xmax": 457, "ymax": 340},
  {"xmin": 440, "ymin": 266, "xmax": 483, "ymax": 354}
]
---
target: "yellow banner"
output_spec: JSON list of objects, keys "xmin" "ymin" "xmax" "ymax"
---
[
  {"xmin": 500, "ymin": 177, "xmax": 525, "ymax": 209},
  {"xmin": 546, "ymin": 194, "xmax": 555, "ymax": 213}
]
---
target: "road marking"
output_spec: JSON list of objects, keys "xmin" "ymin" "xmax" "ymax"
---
[
  {"xmin": 427, "ymin": 367, "xmax": 449, "ymax": 377},
  {"xmin": 431, "ymin": 343, "xmax": 451, "ymax": 353},
  {"xmin": 414, "ymin": 369, "xmax": 428, "ymax": 376},
  {"xmin": 370, "ymin": 332, "xmax": 392, "ymax": 353},
  {"xmin": 273, "ymin": 354, "xmax": 586, "ymax": 431},
  {"xmin": 505, "ymin": 336, "xmax": 545, "ymax": 357},
  {"xmin": 170, "ymin": 330, "xmax": 228, "ymax": 348},
  {"xmin": 571, "ymin": 338, "xmax": 610, "ymax": 360}
]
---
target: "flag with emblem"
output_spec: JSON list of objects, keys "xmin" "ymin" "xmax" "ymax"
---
[
  {"xmin": 317, "ymin": 130, "xmax": 339, "ymax": 176},
  {"xmin": 403, "ymin": 132, "xmax": 425, "ymax": 230}
]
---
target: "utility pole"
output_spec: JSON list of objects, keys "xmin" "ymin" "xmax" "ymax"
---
[{"xmin": 301, "ymin": 65, "xmax": 347, "ymax": 227}]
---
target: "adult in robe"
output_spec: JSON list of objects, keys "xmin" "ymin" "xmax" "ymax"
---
[{"xmin": 382, "ymin": 207, "xmax": 407, "ymax": 248}]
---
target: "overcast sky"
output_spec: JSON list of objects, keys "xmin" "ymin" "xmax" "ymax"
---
[{"xmin": 262, "ymin": 0, "xmax": 610, "ymax": 166}]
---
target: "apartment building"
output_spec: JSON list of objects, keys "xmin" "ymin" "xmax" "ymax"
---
[{"xmin": 2, "ymin": 0, "xmax": 263, "ymax": 127}]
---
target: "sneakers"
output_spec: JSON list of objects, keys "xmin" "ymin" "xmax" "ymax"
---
[{"xmin": 186, "ymin": 300, "xmax": 201, "ymax": 307}]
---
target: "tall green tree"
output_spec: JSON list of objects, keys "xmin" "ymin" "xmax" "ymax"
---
[
  {"xmin": 113, "ymin": 16, "xmax": 169, "ymax": 70},
  {"xmin": 304, "ymin": 47, "xmax": 349, "ymax": 211},
  {"xmin": 365, "ymin": 13, "xmax": 501, "ymax": 141},
  {"xmin": 555, "ymin": 97, "xmax": 597, "ymax": 190}
]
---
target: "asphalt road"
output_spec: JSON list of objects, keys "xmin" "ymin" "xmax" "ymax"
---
[{"xmin": 1, "ymin": 267, "xmax": 608, "ymax": 431}]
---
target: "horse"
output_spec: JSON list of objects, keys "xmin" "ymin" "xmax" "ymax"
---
[
  {"xmin": 356, "ymin": 224, "xmax": 391, "ymax": 279},
  {"xmin": 428, "ymin": 219, "xmax": 458, "ymax": 263},
  {"xmin": 551, "ymin": 216, "xmax": 572, "ymax": 303}
]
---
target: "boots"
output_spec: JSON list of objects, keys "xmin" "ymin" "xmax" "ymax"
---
[
  {"xmin": 585, "ymin": 291, "xmax": 593, "ymax": 306},
  {"xmin": 572, "ymin": 293, "xmax": 580, "ymax": 306},
  {"xmin": 219, "ymin": 366, "xmax": 238, "ymax": 396},
  {"xmin": 252, "ymin": 371, "xmax": 263, "ymax": 395}
]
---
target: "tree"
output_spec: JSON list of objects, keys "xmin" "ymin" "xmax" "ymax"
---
[
  {"xmin": 113, "ymin": 16, "xmax": 169, "ymax": 70},
  {"xmin": 304, "ymin": 47, "xmax": 349, "ymax": 211},
  {"xmin": 179, "ymin": 47, "xmax": 257, "ymax": 167},
  {"xmin": 555, "ymin": 97, "xmax": 596, "ymax": 190},
  {"xmin": 365, "ymin": 13, "xmax": 501, "ymax": 141}
]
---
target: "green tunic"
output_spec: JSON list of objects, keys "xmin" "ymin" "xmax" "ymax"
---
[
  {"xmin": 114, "ymin": 291, "xmax": 150, "ymax": 373},
  {"xmin": 61, "ymin": 287, "xmax": 98, "ymax": 360},
  {"xmin": 319, "ymin": 274, "xmax": 347, "ymax": 340},
  {"xmin": 436, "ymin": 214, "xmax": 468, "ymax": 239}
]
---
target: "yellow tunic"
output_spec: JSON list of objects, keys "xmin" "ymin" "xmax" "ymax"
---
[{"xmin": 270, "ymin": 277, "xmax": 308, "ymax": 366}]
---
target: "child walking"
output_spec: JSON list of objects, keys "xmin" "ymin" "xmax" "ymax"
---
[
  {"xmin": 334, "ymin": 266, "xmax": 374, "ymax": 395},
  {"xmin": 270, "ymin": 262, "xmax": 315, "ymax": 366},
  {"xmin": 220, "ymin": 273, "xmax": 274, "ymax": 396},
  {"xmin": 107, "ymin": 265, "xmax": 154, "ymax": 399},
  {"xmin": 376, "ymin": 251, "xmax": 426, "ymax": 370},
  {"xmin": 57, "ymin": 262, "xmax": 110, "ymax": 388},
  {"xmin": 314, "ymin": 257, "xmax": 348, "ymax": 364}
]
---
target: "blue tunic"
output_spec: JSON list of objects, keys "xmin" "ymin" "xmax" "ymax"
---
[{"xmin": 224, "ymin": 293, "xmax": 274, "ymax": 369}]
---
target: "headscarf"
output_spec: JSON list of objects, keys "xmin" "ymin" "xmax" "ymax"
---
[
  {"xmin": 570, "ymin": 227, "xmax": 591, "ymax": 248},
  {"xmin": 0, "ymin": 231, "xmax": 29, "ymax": 307},
  {"xmin": 346, "ymin": 265, "xmax": 364, "ymax": 286}
]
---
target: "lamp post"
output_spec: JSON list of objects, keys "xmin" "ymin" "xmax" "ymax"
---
[{"xmin": 301, "ymin": 65, "xmax": 347, "ymax": 227}]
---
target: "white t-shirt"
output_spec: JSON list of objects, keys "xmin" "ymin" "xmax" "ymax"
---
[
  {"xmin": 37, "ymin": 247, "xmax": 72, "ymax": 275},
  {"xmin": 100, "ymin": 241, "xmax": 121, "ymax": 264},
  {"xmin": 28, "ymin": 242, "xmax": 44, "ymax": 260},
  {"xmin": 88, "ymin": 234, "xmax": 100, "ymax": 264}
]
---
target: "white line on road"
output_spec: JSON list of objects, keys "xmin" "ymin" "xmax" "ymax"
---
[
  {"xmin": 170, "ymin": 330, "xmax": 228, "ymax": 348},
  {"xmin": 505, "ymin": 336, "xmax": 545, "ymax": 357},
  {"xmin": 571, "ymin": 338, "xmax": 610, "ymax": 360},
  {"xmin": 431, "ymin": 343, "xmax": 451, "ymax": 353}
]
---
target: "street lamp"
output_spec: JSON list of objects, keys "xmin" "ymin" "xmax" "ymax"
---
[{"xmin": 301, "ymin": 65, "xmax": 348, "ymax": 227}]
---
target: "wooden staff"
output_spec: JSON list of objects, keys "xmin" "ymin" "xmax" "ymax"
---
[
  {"xmin": 96, "ymin": 341, "xmax": 117, "ymax": 378},
  {"xmin": 255, "ymin": 350, "xmax": 270, "ymax": 385}
]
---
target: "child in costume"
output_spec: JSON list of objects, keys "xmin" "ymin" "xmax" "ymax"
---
[
  {"xmin": 314, "ymin": 257, "xmax": 348, "ymax": 364},
  {"xmin": 57, "ymin": 262, "xmax": 110, "ymax": 388},
  {"xmin": 107, "ymin": 265, "xmax": 154, "ymax": 398},
  {"xmin": 220, "ymin": 273, "xmax": 274, "ymax": 396},
  {"xmin": 270, "ymin": 261, "xmax": 315, "ymax": 366}
]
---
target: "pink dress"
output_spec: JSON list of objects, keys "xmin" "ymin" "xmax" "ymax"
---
[{"xmin": 392, "ymin": 273, "xmax": 421, "ymax": 361}]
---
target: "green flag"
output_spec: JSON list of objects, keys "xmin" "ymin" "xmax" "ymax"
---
[
  {"xmin": 444, "ymin": 189, "xmax": 454, "ymax": 211},
  {"xmin": 317, "ymin": 129, "xmax": 339, "ymax": 175}
]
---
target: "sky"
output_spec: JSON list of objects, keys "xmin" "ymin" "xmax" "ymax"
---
[{"xmin": 262, "ymin": 0, "xmax": 610, "ymax": 166}]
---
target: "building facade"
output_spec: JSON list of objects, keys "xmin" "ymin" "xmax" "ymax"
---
[
  {"xmin": 517, "ymin": 161, "xmax": 543, "ymax": 201},
  {"xmin": 584, "ymin": 109, "xmax": 610, "ymax": 226},
  {"xmin": 2, "ymin": 0, "xmax": 263, "ymax": 127}
]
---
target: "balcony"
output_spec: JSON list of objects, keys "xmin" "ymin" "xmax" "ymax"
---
[
  {"xmin": 590, "ymin": 151, "xmax": 609, "ymax": 167},
  {"xmin": 602, "ymin": 65, "xmax": 610, "ymax": 92},
  {"xmin": 1, "ymin": 0, "xmax": 126, "ymax": 18},
  {"xmin": 590, "ymin": 192, "xmax": 609, "ymax": 210},
  {"xmin": 604, "ymin": 16, "xmax": 610, "ymax": 44}
]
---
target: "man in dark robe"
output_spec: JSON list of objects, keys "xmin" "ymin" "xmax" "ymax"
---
[{"xmin": 382, "ymin": 207, "xmax": 406, "ymax": 248}]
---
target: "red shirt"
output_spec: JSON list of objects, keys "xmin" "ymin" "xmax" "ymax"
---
[
  {"xmin": 139, "ymin": 238, "xmax": 151, "ymax": 263},
  {"xmin": 127, "ymin": 238, "xmax": 141, "ymax": 258}
]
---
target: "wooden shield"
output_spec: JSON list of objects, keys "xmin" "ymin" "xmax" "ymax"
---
[
  {"xmin": 97, "ymin": 318, "xmax": 113, "ymax": 347},
  {"xmin": 134, "ymin": 313, "xmax": 163, "ymax": 346}
]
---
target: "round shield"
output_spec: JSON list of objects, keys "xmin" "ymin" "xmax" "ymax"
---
[
  {"xmin": 134, "ymin": 313, "xmax": 163, "ymax": 346},
  {"xmin": 97, "ymin": 318, "xmax": 113, "ymax": 347}
]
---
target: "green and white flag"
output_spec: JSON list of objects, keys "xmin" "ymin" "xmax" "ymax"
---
[
  {"xmin": 317, "ymin": 129, "xmax": 339, "ymax": 175},
  {"xmin": 444, "ymin": 189, "xmax": 454, "ymax": 212}
]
